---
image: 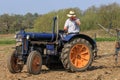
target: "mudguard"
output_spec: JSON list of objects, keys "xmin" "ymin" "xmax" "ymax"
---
[{"xmin": 63, "ymin": 33, "xmax": 97, "ymax": 50}]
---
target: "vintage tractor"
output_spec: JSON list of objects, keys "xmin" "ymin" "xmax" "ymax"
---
[{"xmin": 7, "ymin": 17, "xmax": 97, "ymax": 75}]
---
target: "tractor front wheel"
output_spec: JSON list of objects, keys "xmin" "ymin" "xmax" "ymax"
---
[
  {"xmin": 26, "ymin": 51, "xmax": 42, "ymax": 75},
  {"xmin": 61, "ymin": 38, "xmax": 93, "ymax": 72},
  {"xmin": 7, "ymin": 50, "xmax": 24, "ymax": 73}
]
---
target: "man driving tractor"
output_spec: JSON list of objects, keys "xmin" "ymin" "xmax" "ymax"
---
[{"xmin": 64, "ymin": 11, "xmax": 81, "ymax": 34}]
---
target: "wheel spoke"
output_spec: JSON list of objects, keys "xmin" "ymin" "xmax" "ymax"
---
[
  {"xmin": 71, "ymin": 47, "xmax": 77, "ymax": 54},
  {"xmin": 77, "ymin": 59, "xmax": 82, "ymax": 67},
  {"xmin": 81, "ymin": 55, "xmax": 89, "ymax": 66},
  {"xmin": 70, "ymin": 52, "xmax": 77, "ymax": 60},
  {"xmin": 80, "ymin": 46, "xmax": 86, "ymax": 53},
  {"xmin": 81, "ymin": 51, "xmax": 89, "ymax": 55},
  {"xmin": 76, "ymin": 45, "xmax": 81, "ymax": 52},
  {"xmin": 79, "ymin": 45, "xmax": 84, "ymax": 52},
  {"xmin": 71, "ymin": 57, "xmax": 76, "ymax": 63},
  {"xmin": 81, "ymin": 56, "xmax": 89, "ymax": 61},
  {"xmin": 74, "ymin": 58, "xmax": 78, "ymax": 67}
]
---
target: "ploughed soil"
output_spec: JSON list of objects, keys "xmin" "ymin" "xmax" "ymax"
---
[{"xmin": 0, "ymin": 42, "xmax": 120, "ymax": 80}]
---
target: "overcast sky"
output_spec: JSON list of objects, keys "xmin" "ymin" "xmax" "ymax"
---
[{"xmin": 0, "ymin": 0, "xmax": 120, "ymax": 15}]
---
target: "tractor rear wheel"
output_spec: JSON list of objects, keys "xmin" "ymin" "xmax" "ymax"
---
[
  {"xmin": 26, "ymin": 51, "xmax": 42, "ymax": 75},
  {"xmin": 61, "ymin": 38, "xmax": 93, "ymax": 72},
  {"xmin": 7, "ymin": 50, "xmax": 24, "ymax": 73}
]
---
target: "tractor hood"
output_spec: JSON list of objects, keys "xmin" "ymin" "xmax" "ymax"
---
[
  {"xmin": 16, "ymin": 29, "xmax": 56, "ymax": 42},
  {"xmin": 26, "ymin": 32, "xmax": 56, "ymax": 41}
]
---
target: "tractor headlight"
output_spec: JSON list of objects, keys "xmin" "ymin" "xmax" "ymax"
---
[
  {"xmin": 14, "ymin": 35, "xmax": 17, "ymax": 38},
  {"xmin": 26, "ymin": 35, "xmax": 30, "ymax": 40},
  {"xmin": 15, "ymin": 35, "xmax": 22, "ymax": 42}
]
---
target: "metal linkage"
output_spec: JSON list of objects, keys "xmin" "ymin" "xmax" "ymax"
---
[
  {"xmin": 114, "ymin": 29, "xmax": 120, "ymax": 65},
  {"xmin": 98, "ymin": 24, "xmax": 120, "ymax": 65}
]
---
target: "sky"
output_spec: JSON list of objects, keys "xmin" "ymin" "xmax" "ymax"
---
[{"xmin": 0, "ymin": 0, "xmax": 120, "ymax": 15}]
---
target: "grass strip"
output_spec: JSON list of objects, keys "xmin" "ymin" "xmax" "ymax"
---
[
  {"xmin": 0, "ymin": 40, "xmax": 15, "ymax": 44},
  {"xmin": 95, "ymin": 37, "xmax": 116, "ymax": 42}
]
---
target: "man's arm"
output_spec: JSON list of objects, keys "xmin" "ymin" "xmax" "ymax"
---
[
  {"xmin": 75, "ymin": 19, "xmax": 81, "ymax": 26},
  {"xmin": 64, "ymin": 26, "xmax": 68, "ymax": 33},
  {"xmin": 64, "ymin": 19, "xmax": 69, "ymax": 33}
]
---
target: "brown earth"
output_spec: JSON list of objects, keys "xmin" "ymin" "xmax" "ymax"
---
[{"xmin": 0, "ymin": 42, "xmax": 120, "ymax": 80}]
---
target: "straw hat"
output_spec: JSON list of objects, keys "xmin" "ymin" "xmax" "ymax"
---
[{"xmin": 67, "ymin": 11, "xmax": 76, "ymax": 17}]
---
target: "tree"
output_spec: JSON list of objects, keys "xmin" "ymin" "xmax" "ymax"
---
[
  {"xmin": 81, "ymin": 6, "xmax": 98, "ymax": 30},
  {"xmin": 98, "ymin": 3, "xmax": 120, "ymax": 29},
  {"xmin": 0, "ymin": 14, "xmax": 12, "ymax": 33},
  {"xmin": 33, "ymin": 8, "xmax": 82, "ymax": 32}
]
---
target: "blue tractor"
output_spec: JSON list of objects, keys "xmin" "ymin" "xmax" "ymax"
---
[{"xmin": 7, "ymin": 17, "xmax": 97, "ymax": 75}]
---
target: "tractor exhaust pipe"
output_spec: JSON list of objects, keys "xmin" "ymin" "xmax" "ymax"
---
[
  {"xmin": 52, "ymin": 16, "xmax": 57, "ymax": 34},
  {"xmin": 52, "ymin": 16, "xmax": 59, "ymax": 43}
]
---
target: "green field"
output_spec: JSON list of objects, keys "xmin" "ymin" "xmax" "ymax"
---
[
  {"xmin": 0, "ymin": 39, "xmax": 15, "ymax": 45},
  {"xmin": 0, "ymin": 34, "xmax": 15, "ymax": 45}
]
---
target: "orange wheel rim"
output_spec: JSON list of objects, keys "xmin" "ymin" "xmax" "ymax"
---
[
  {"xmin": 32, "ymin": 55, "xmax": 41, "ymax": 72},
  {"xmin": 70, "ymin": 44, "xmax": 90, "ymax": 68}
]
